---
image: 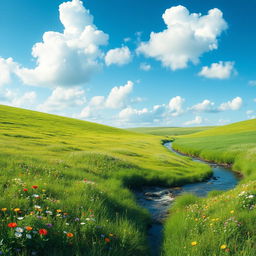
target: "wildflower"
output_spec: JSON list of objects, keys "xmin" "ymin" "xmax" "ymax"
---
[
  {"xmin": 8, "ymin": 222, "xmax": 17, "ymax": 228},
  {"xmin": 230, "ymin": 210, "xmax": 234, "ymax": 214},
  {"xmin": 80, "ymin": 222, "xmax": 86, "ymax": 225},
  {"xmin": 56, "ymin": 209, "xmax": 62, "ymax": 213},
  {"xmin": 191, "ymin": 241, "xmax": 198, "ymax": 246},
  {"xmin": 16, "ymin": 227, "xmax": 24, "ymax": 233},
  {"xmin": 15, "ymin": 232, "xmax": 22, "ymax": 238},
  {"xmin": 66, "ymin": 233, "xmax": 74, "ymax": 237},
  {"xmin": 26, "ymin": 234, "xmax": 32, "ymax": 239},
  {"xmin": 39, "ymin": 229, "xmax": 48, "ymax": 236},
  {"xmin": 46, "ymin": 223, "xmax": 53, "ymax": 228},
  {"xmin": 17, "ymin": 217, "xmax": 24, "ymax": 220},
  {"xmin": 14, "ymin": 208, "xmax": 20, "ymax": 212},
  {"xmin": 23, "ymin": 188, "xmax": 28, "ymax": 192},
  {"xmin": 32, "ymin": 185, "xmax": 38, "ymax": 189},
  {"xmin": 26, "ymin": 226, "xmax": 33, "ymax": 231},
  {"xmin": 105, "ymin": 238, "xmax": 111, "ymax": 243},
  {"xmin": 1, "ymin": 208, "xmax": 7, "ymax": 212},
  {"xmin": 32, "ymin": 194, "xmax": 40, "ymax": 198},
  {"xmin": 42, "ymin": 189, "xmax": 46, "ymax": 193},
  {"xmin": 34, "ymin": 205, "xmax": 41, "ymax": 209},
  {"xmin": 220, "ymin": 244, "xmax": 227, "ymax": 250},
  {"xmin": 109, "ymin": 233, "xmax": 114, "ymax": 237}
]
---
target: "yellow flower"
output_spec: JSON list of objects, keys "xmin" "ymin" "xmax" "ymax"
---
[
  {"xmin": 194, "ymin": 218, "xmax": 198, "ymax": 222},
  {"xmin": 191, "ymin": 241, "xmax": 198, "ymax": 246},
  {"xmin": 230, "ymin": 210, "xmax": 234, "ymax": 214},
  {"xmin": 1, "ymin": 208, "xmax": 7, "ymax": 212},
  {"xmin": 56, "ymin": 209, "xmax": 62, "ymax": 213},
  {"xmin": 13, "ymin": 208, "xmax": 20, "ymax": 212},
  {"xmin": 42, "ymin": 189, "xmax": 46, "ymax": 193},
  {"xmin": 220, "ymin": 244, "xmax": 227, "ymax": 250}
]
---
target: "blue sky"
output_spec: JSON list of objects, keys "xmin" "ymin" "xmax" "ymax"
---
[{"xmin": 0, "ymin": 0, "xmax": 255, "ymax": 127}]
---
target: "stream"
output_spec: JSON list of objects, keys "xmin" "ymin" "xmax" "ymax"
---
[{"xmin": 135, "ymin": 142, "xmax": 239, "ymax": 256}]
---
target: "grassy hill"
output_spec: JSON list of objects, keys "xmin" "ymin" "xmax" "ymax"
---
[
  {"xmin": 163, "ymin": 119, "xmax": 256, "ymax": 256},
  {"xmin": 173, "ymin": 119, "xmax": 256, "ymax": 179},
  {"xmin": 0, "ymin": 105, "xmax": 210, "ymax": 256},
  {"xmin": 127, "ymin": 126, "xmax": 214, "ymax": 136}
]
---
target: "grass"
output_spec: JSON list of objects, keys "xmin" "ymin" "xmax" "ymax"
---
[
  {"xmin": 127, "ymin": 126, "xmax": 214, "ymax": 136},
  {"xmin": 0, "ymin": 104, "xmax": 211, "ymax": 256},
  {"xmin": 162, "ymin": 119, "xmax": 256, "ymax": 256}
]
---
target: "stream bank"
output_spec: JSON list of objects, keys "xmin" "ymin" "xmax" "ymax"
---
[{"xmin": 135, "ymin": 142, "xmax": 239, "ymax": 256}]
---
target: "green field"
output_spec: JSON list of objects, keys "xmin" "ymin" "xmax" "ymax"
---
[
  {"xmin": 163, "ymin": 119, "xmax": 256, "ymax": 256},
  {"xmin": 0, "ymin": 105, "xmax": 210, "ymax": 256},
  {"xmin": 127, "ymin": 126, "xmax": 214, "ymax": 137}
]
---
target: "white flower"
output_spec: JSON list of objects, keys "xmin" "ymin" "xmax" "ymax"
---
[
  {"xmin": 26, "ymin": 234, "xmax": 32, "ymax": 239},
  {"xmin": 80, "ymin": 222, "xmax": 86, "ymax": 225},
  {"xmin": 15, "ymin": 227, "xmax": 24, "ymax": 233},
  {"xmin": 34, "ymin": 205, "xmax": 41, "ymax": 209},
  {"xmin": 17, "ymin": 217, "xmax": 24, "ymax": 220},
  {"xmin": 248, "ymin": 195, "xmax": 254, "ymax": 198},
  {"xmin": 45, "ymin": 210, "xmax": 53, "ymax": 215},
  {"xmin": 15, "ymin": 232, "xmax": 22, "ymax": 238},
  {"xmin": 32, "ymin": 194, "xmax": 40, "ymax": 198}
]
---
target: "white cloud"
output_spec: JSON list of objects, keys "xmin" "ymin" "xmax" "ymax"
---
[
  {"xmin": 249, "ymin": 80, "xmax": 256, "ymax": 86},
  {"xmin": 16, "ymin": 0, "xmax": 109, "ymax": 88},
  {"xmin": 105, "ymin": 81, "xmax": 133, "ymax": 108},
  {"xmin": 140, "ymin": 63, "xmax": 152, "ymax": 71},
  {"xmin": 0, "ymin": 58, "xmax": 19, "ymax": 86},
  {"xmin": 137, "ymin": 5, "xmax": 227, "ymax": 70},
  {"xmin": 168, "ymin": 96, "xmax": 185, "ymax": 116},
  {"xmin": 38, "ymin": 87, "xmax": 86, "ymax": 112},
  {"xmin": 79, "ymin": 80, "xmax": 134, "ymax": 118},
  {"xmin": 118, "ymin": 104, "xmax": 165, "ymax": 124},
  {"xmin": 184, "ymin": 116, "xmax": 203, "ymax": 126},
  {"xmin": 218, "ymin": 97, "xmax": 243, "ymax": 111},
  {"xmin": 12, "ymin": 92, "xmax": 37, "ymax": 107},
  {"xmin": 190, "ymin": 99, "xmax": 216, "ymax": 112},
  {"xmin": 105, "ymin": 46, "xmax": 132, "ymax": 66},
  {"xmin": 198, "ymin": 61, "xmax": 235, "ymax": 79},
  {"xmin": 0, "ymin": 88, "xmax": 36, "ymax": 108}
]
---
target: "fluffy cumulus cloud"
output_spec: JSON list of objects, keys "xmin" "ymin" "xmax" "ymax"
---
[
  {"xmin": 0, "ymin": 58, "xmax": 19, "ymax": 86},
  {"xmin": 190, "ymin": 99, "xmax": 216, "ymax": 112},
  {"xmin": 190, "ymin": 97, "xmax": 243, "ymax": 113},
  {"xmin": 38, "ymin": 87, "xmax": 86, "ymax": 112},
  {"xmin": 0, "ymin": 89, "xmax": 36, "ymax": 107},
  {"xmin": 105, "ymin": 46, "xmax": 132, "ymax": 66},
  {"xmin": 218, "ymin": 97, "xmax": 243, "ymax": 111},
  {"xmin": 118, "ymin": 105, "xmax": 166, "ymax": 125},
  {"xmin": 198, "ymin": 61, "xmax": 235, "ymax": 79},
  {"xmin": 137, "ymin": 5, "xmax": 227, "ymax": 70},
  {"xmin": 184, "ymin": 116, "xmax": 203, "ymax": 125},
  {"xmin": 168, "ymin": 96, "xmax": 185, "ymax": 116},
  {"xmin": 15, "ymin": 0, "xmax": 109, "ymax": 88},
  {"xmin": 80, "ymin": 81, "xmax": 134, "ymax": 118},
  {"xmin": 105, "ymin": 81, "xmax": 133, "ymax": 108}
]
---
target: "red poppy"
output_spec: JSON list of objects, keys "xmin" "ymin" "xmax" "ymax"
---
[
  {"xmin": 105, "ymin": 238, "xmax": 111, "ymax": 243},
  {"xmin": 39, "ymin": 229, "xmax": 48, "ymax": 235},
  {"xmin": 8, "ymin": 222, "xmax": 17, "ymax": 228},
  {"xmin": 32, "ymin": 185, "xmax": 38, "ymax": 189},
  {"xmin": 23, "ymin": 188, "xmax": 28, "ymax": 192}
]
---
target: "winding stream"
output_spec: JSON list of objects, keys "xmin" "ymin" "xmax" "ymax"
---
[{"xmin": 135, "ymin": 142, "xmax": 239, "ymax": 256}]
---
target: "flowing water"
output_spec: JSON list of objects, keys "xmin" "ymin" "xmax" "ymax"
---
[{"xmin": 135, "ymin": 142, "xmax": 239, "ymax": 256}]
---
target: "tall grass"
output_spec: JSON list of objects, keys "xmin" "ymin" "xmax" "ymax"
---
[
  {"xmin": 162, "ymin": 119, "xmax": 256, "ymax": 256},
  {"xmin": 0, "ymin": 105, "xmax": 211, "ymax": 255}
]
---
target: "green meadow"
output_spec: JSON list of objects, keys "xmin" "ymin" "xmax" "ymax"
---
[
  {"xmin": 163, "ymin": 119, "xmax": 256, "ymax": 256},
  {"xmin": 0, "ymin": 104, "xmax": 210, "ymax": 256},
  {"xmin": 1, "ymin": 104, "xmax": 256, "ymax": 256},
  {"xmin": 127, "ymin": 126, "xmax": 213, "ymax": 137}
]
